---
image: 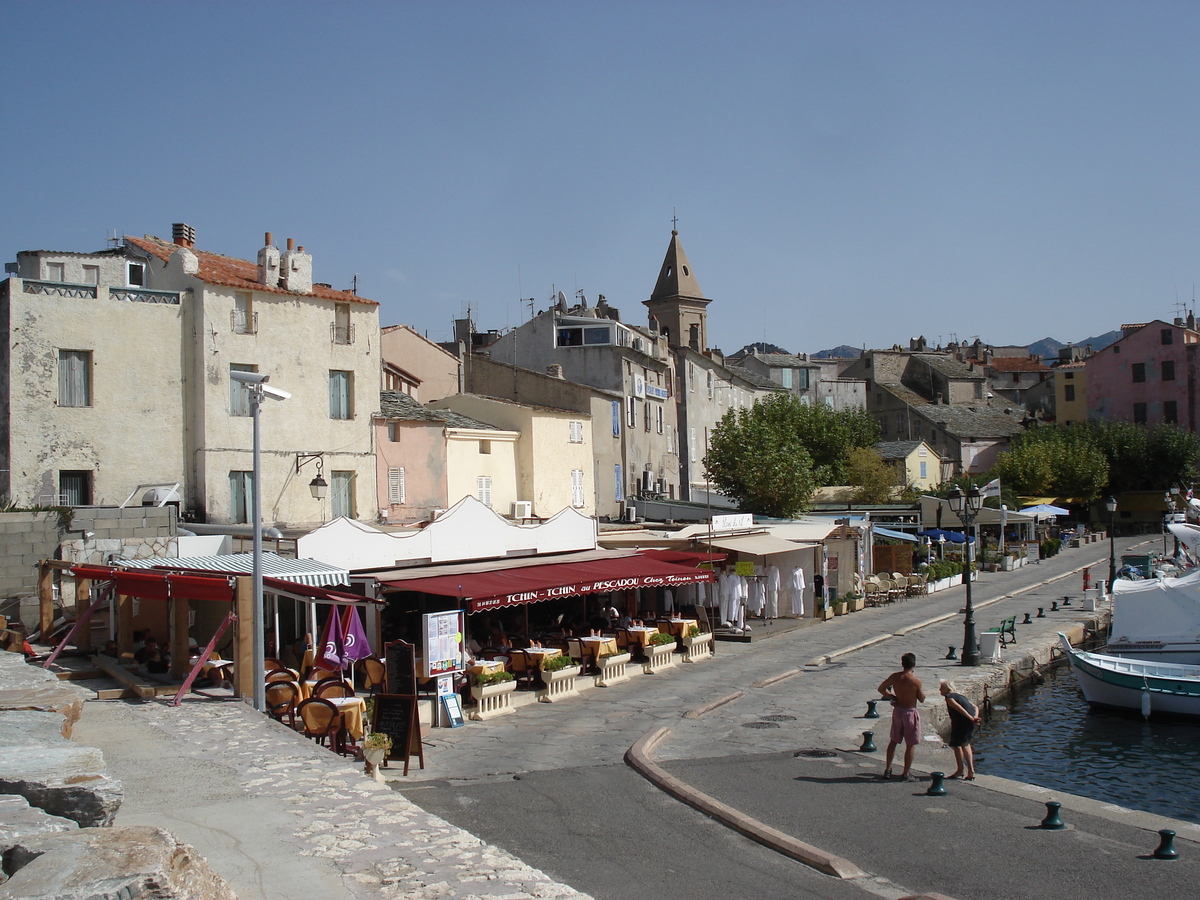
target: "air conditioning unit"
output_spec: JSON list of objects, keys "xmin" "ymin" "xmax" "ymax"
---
[
  {"xmin": 657, "ymin": 478, "xmax": 668, "ymax": 494},
  {"xmin": 624, "ymin": 505, "xmax": 638, "ymax": 523},
  {"xmin": 641, "ymin": 471, "xmax": 654, "ymax": 491},
  {"xmin": 511, "ymin": 500, "xmax": 532, "ymax": 519},
  {"xmin": 430, "ymin": 508, "xmax": 447, "ymax": 521}
]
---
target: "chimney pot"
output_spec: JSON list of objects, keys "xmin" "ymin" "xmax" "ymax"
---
[
  {"xmin": 297, "ymin": 246, "xmax": 304, "ymax": 253},
  {"xmin": 265, "ymin": 232, "xmax": 273, "ymax": 247},
  {"xmin": 287, "ymin": 238, "xmax": 295, "ymax": 251}
]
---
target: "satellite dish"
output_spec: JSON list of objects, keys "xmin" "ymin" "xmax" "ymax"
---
[{"xmin": 556, "ymin": 290, "xmax": 568, "ymax": 312}]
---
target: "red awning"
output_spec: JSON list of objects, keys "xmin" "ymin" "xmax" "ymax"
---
[
  {"xmin": 637, "ymin": 549, "xmax": 727, "ymax": 567},
  {"xmin": 263, "ymin": 577, "xmax": 380, "ymax": 606},
  {"xmin": 382, "ymin": 555, "xmax": 714, "ymax": 613},
  {"xmin": 67, "ymin": 564, "xmax": 368, "ymax": 605}
]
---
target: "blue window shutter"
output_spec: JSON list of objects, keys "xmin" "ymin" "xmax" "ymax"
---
[
  {"xmin": 614, "ymin": 465, "xmax": 623, "ymax": 501},
  {"xmin": 612, "ymin": 400, "xmax": 620, "ymax": 436}
]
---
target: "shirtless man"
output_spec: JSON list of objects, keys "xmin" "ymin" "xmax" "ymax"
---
[{"xmin": 877, "ymin": 652, "xmax": 925, "ymax": 781}]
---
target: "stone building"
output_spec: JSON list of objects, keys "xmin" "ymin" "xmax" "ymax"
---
[
  {"xmin": 1086, "ymin": 316, "xmax": 1200, "ymax": 429},
  {"xmin": 1, "ymin": 225, "xmax": 380, "ymax": 528}
]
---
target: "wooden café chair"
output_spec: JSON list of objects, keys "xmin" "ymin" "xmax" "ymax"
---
[
  {"xmin": 360, "ymin": 657, "xmax": 386, "ymax": 695},
  {"xmin": 296, "ymin": 698, "xmax": 346, "ymax": 754},
  {"xmin": 509, "ymin": 650, "xmax": 538, "ymax": 688},
  {"xmin": 313, "ymin": 678, "xmax": 355, "ymax": 699},
  {"xmin": 265, "ymin": 669, "xmax": 296, "ymax": 683},
  {"xmin": 264, "ymin": 657, "xmax": 286, "ymax": 672},
  {"xmin": 265, "ymin": 681, "xmax": 299, "ymax": 728}
]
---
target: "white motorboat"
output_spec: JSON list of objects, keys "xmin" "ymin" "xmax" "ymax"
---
[{"xmin": 1058, "ymin": 632, "xmax": 1200, "ymax": 718}]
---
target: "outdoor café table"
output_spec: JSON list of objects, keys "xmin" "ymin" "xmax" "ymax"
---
[
  {"xmin": 663, "ymin": 618, "xmax": 698, "ymax": 638},
  {"xmin": 625, "ymin": 626, "xmax": 659, "ymax": 648},
  {"xmin": 578, "ymin": 636, "xmax": 618, "ymax": 662},
  {"xmin": 522, "ymin": 647, "xmax": 562, "ymax": 665},
  {"xmin": 468, "ymin": 659, "xmax": 505, "ymax": 678},
  {"xmin": 326, "ymin": 695, "xmax": 366, "ymax": 741}
]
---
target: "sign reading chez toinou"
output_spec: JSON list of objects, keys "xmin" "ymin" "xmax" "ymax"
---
[{"xmin": 473, "ymin": 571, "xmax": 712, "ymax": 611}]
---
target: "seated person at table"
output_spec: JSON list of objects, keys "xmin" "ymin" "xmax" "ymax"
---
[
  {"xmin": 488, "ymin": 622, "xmax": 511, "ymax": 651},
  {"xmin": 101, "ymin": 639, "xmax": 118, "ymax": 657},
  {"xmin": 140, "ymin": 649, "xmax": 172, "ymax": 682},
  {"xmin": 136, "ymin": 638, "xmax": 164, "ymax": 665}
]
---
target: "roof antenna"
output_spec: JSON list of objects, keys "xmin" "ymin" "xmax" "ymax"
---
[
  {"xmin": 106, "ymin": 229, "xmax": 120, "ymax": 249},
  {"xmin": 351, "ymin": 274, "xmax": 358, "ymax": 295}
]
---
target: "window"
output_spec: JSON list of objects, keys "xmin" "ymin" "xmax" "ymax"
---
[
  {"xmin": 556, "ymin": 325, "xmax": 611, "ymax": 346},
  {"xmin": 689, "ymin": 323, "xmax": 700, "ymax": 351},
  {"xmin": 233, "ymin": 293, "xmax": 256, "ymax": 334},
  {"xmin": 690, "ymin": 427, "xmax": 697, "ymax": 463},
  {"xmin": 127, "ymin": 262, "xmax": 145, "ymax": 287},
  {"xmin": 387, "ymin": 422, "xmax": 400, "ymax": 442},
  {"xmin": 656, "ymin": 404, "xmax": 664, "ymax": 434},
  {"xmin": 1162, "ymin": 328, "xmax": 1174, "ymax": 345},
  {"xmin": 329, "ymin": 370, "xmax": 353, "ymax": 419},
  {"xmin": 230, "ymin": 364, "xmax": 256, "ymax": 416},
  {"xmin": 59, "ymin": 471, "xmax": 91, "ymax": 506},
  {"xmin": 1165, "ymin": 400, "xmax": 1179, "ymax": 424},
  {"xmin": 1133, "ymin": 402, "xmax": 1147, "ymax": 424},
  {"xmin": 571, "ymin": 469, "xmax": 585, "ymax": 508},
  {"xmin": 706, "ymin": 371, "xmax": 713, "ymax": 399},
  {"xmin": 666, "ymin": 424, "xmax": 673, "ymax": 453},
  {"xmin": 1132, "ymin": 363, "xmax": 1146, "ymax": 383},
  {"xmin": 974, "ymin": 382, "xmax": 984, "ymax": 399},
  {"xmin": 798, "ymin": 369, "xmax": 810, "ymax": 390},
  {"xmin": 627, "ymin": 396, "xmax": 636, "ymax": 428},
  {"xmin": 1012, "ymin": 372, "xmax": 1020, "ymax": 383},
  {"xmin": 476, "ymin": 475, "xmax": 493, "ymax": 507},
  {"xmin": 644, "ymin": 400, "xmax": 651, "ymax": 431},
  {"xmin": 1064, "ymin": 372, "xmax": 1074, "ymax": 379},
  {"xmin": 81, "ymin": 265, "xmax": 99, "ymax": 285},
  {"xmin": 229, "ymin": 471, "xmax": 254, "ymax": 524},
  {"xmin": 919, "ymin": 461, "xmax": 927, "ymax": 480},
  {"xmin": 479, "ymin": 440, "xmax": 491, "ymax": 454},
  {"xmin": 331, "ymin": 471, "xmax": 355, "ymax": 519},
  {"xmin": 688, "ymin": 363, "xmax": 695, "ymax": 392},
  {"xmin": 781, "ymin": 368, "xmax": 793, "ymax": 389},
  {"xmin": 58, "ymin": 350, "xmax": 91, "ymax": 407},
  {"xmin": 1064, "ymin": 385, "xmax": 1076, "ymax": 402},
  {"xmin": 611, "ymin": 401, "xmax": 621, "ymax": 437},
  {"xmin": 1163, "ymin": 360, "xmax": 1176, "ymax": 381},
  {"xmin": 1114, "ymin": 345, "xmax": 1121, "ymax": 354},
  {"xmin": 569, "ymin": 420, "xmax": 584, "ymax": 443},
  {"xmin": 388, "ymin": 467, "xmax": 405, "ymax": 504},
  {"xmin": 614, "ymin": 465, "xmax": 623, "ymax": 501},
  {"xmin": 333, "ymin": 303, "xmax": 352, "ymax": 344},
  {"xmin": 45, "ymin": 262, "xmax": 65, "ymax": 281}
]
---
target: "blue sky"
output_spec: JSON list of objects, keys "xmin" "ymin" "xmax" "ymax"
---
[{"xmin": 6, "ymin": 2, "xmax": 1200, "ymax": 354}]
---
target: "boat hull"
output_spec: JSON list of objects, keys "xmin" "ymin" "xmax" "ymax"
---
[{"xmin": 1059, "ymin": 633, "xmax": 1200, "ymax": 718}]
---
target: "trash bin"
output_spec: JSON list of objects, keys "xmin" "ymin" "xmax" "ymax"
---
[
  {"xmin": 978, "ymin": 631, "xmax": 1002, "ymax": 662},
  {"xmin": 1083, "ymin": 588, "xmax": 1098, "ymax": 611}
]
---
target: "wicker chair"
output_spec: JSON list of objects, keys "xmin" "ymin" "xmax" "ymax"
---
[
  {"xmin": 296, "ymin": 697, "xmax": 345, "ymax": 753},
  {"xmin": 265, "ymin": 681, "xmax": 299, "ymax": 728}
]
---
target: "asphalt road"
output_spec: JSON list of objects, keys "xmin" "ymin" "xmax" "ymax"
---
[{"xmin": 400, "ymin": 765, "xmax": 877, "ymax": 900}]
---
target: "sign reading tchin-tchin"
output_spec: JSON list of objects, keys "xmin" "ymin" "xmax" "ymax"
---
[{"xmin": 471, "ymin": 571, "xmax": 711, "ymax": 611}]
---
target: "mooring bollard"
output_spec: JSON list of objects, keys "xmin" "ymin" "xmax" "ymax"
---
[
  {"xmin": 1051, "ymin": 600, "xmax": 1059, "ymax": 611},
  {"xmin": 1062, "ymin": 595, "xmax": 1072, "ymax": 607},
  {"xmin": 927, "ymin": 772, "xmax": 947, "ymax": 796},
  {"xmin": 1153, "ymin": 830, "xmax": 1180, "ymax": 860},
  {"xmin": 1036, "ymin": 607, "xmax": 1045, "ymax": 618},
  {"xmin": 1040, "ymin": 801, "xmax": 1066, "ymax": 830},
  {"xmin": 1022, "ymin": 612, "xmax": 1033, "ymax": 625},
  {"xmin": 944, "ymin": 646, "xmax": 958, "ymax": 661},
  {"xmin": 865, "ymin": 699, "xmax": 880, "ymax": 719},
  {"xmin": 860, "ymin": 731, "xmax": 877, "ymax": 752}
]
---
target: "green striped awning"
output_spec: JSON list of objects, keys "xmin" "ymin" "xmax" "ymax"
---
[{"xmin": 119, "ymin": 552, "xmax": 349, "ymax": 587}]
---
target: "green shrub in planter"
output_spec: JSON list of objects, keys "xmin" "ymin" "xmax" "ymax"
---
[
  {"xmin": 686, "ymin": 625, "xmax": 701, "ymax": 638},
  {"xmin": 475, "ymin": 670, "xmax": 515, "ymax": 687},
  {"xmin": 648, "ymin": 632, "xmax": 676, "ymax": 646},
  {"xmin": 540, "ymin": 654, "xmax": 576, "ymax": 672}
]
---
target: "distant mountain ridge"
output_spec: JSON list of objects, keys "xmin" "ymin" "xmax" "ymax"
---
[{"xmin": 807, "ymin": 333, "xmax": 1122, "ymax": 361}]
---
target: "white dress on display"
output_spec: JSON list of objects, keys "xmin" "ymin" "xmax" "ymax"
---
[
  {"xmin": 718, "ymin": 570, "xmax": 732, "ymax": 624},
  {"xmin": 790, "ymin": 566, "xmax": 806, "ymax": 616},
  {"xmin": 664, "ymin": 588, "xmax": 674, "ymax": 613},
  {"xmin": 766, "ymin": 565, "xmax": 781, "ymax": 618},
  {"xmin": 749, "ymin": 578, "xmax": 765, "ymax": 615}
]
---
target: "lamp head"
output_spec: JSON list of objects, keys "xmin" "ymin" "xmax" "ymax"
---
[
  {"xmin": 948, "ymin": 485, "xmax": 965, "ymax": 514},
  {"xmin": 1105, "ymin": 495, "xmax": 1117, "ymax": 514}
]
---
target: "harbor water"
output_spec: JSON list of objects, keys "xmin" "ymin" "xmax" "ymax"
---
[{"xmin": 972, "ymin": 661, "xmax": 1200, "ymax": 824}]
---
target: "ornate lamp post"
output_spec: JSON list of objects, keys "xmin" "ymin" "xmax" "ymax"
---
[
  {"xmin": 949, "ymin": 484, "xmax": 983, "ymax": 666},
  {"xmin": 1105, "ymin": 495, "xmax": 1118, "ymax": 592}
]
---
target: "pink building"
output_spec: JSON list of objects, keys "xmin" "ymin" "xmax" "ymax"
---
[{"xmin": 1086, "ymin": 317, "xmax": 1200, "ymax": 429}]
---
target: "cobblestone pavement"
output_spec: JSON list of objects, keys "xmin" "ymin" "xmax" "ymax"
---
[{"xmin": 71, "ymin": 535, "xmax": 1155, "ymax": 899}]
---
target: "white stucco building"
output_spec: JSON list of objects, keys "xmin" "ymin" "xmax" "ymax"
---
[{"xmin": 1, "ymin": 224, "xmax": 381, "ymax": 529}]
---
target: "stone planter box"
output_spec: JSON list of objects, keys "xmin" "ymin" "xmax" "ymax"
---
[
  {"xmin": 820, "ymin": 605, "xmax": 835, "ymax": 621},
  {"xmin": 595, "ymin": 652, "xmax": 632, "ymax": 687},
  {"xmin": 681, "ymin": 633, "xmax": 713, "ymax": 663},
  {"xmin": 538, "ymin": 665, "xmax": 581, "ymax": 702},
  {"xmin": 470, "ymin": 679, "xmax": 517, "ymax": 720},
  {"xmin": 643, "ymin": 641, "xmax": 678, "ymax": 674},
  {"xmin": 833, "ymin": 603, "xmax": 848, "ymax": 616},
  {"xmin": 848, "ymin": 597, "xmax": 866, "ymax": 612}
]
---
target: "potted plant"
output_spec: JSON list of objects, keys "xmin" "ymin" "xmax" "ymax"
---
[
  {"xmin": 595, "ymin": 650, "xmax": 632, "ymax": 687},
  {"xmin": 845, "ymin": 591, "xmax": 866, "ymax": 612},
  {"xmin": 362, "ymin": 731, "xmax": 392, "ymax": 779},
  {"xmin": 644, "ymin": 631, "xmax": 679, "ymax": 674},
  {"xmin": 538, "ymin": 652, "xmax": 582, "ymax": 702},
  {"xmin": 832, "ymin": 598, "xmax": 848, "ymax": 616},
  {"xmin": 469, "ymin": 669, "xmax": 517, "ymax": 720},
  {"xmin": 680, "ymin": 625, "xmax": 713, "ymax": 663}
]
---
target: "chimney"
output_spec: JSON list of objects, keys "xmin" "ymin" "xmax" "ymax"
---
[
  {"xmin": 172, "ymin": 223, "xmax": 195, "ymax": 249},
  {"xmin": 546, "ymin": 364, "xmax": 564, "ymax": 379},
  {"xmin": 279, "ymin": 237, "xmax": 313, "ymax": 294},
  {"xmin": 257, "ymin": 232, "xmax": 280, "ymax": 288}
]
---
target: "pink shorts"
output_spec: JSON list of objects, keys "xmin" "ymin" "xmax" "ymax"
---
[{"xmin": 890, "ymin": 707, "xmax": 921, "ymax": 746}]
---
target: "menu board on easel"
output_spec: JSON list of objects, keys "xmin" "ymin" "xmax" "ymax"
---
[
  {"xmin": 372, "ymin": 693, "xmax": 424, "ymax": 775},
  {"xmin": 384, "ymin": 639, "xmax": 417, "ymax": 696}
]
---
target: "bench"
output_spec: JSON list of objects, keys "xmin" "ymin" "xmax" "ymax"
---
[{"xmin": 988, "ymin": 615, "xmax": 1017, "ymax": 647}]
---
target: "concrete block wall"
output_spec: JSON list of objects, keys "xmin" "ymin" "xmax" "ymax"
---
[{"xmin": 0, "ymin": 506, "xmax": 176, "ymax": 629}]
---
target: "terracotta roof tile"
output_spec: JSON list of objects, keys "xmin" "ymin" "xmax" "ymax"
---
[
  {"xmin": 125, "ymin": 235, "xmax": 378, "ymax": 306},
  {"xmin": 984, "ymin": 357, "xmax": 1051, "ymax": 373}
]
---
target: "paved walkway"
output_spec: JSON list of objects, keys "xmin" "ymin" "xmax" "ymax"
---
[{"xmin": 71, "ymin": 535, "xmax": 1192, "ymax": 900}]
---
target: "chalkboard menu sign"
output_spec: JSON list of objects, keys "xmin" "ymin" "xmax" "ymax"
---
[
  {"xmin": 384, "ymin": 640, "xmax": 417, "ymax": 696},
  {"xmin": 371, "ymin": 693, "xmax": 424, "ymax": 775}
]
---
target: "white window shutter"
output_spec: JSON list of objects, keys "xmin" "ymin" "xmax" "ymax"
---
[{"xmin": 388, "ymin": 467, "xmax": 405, "ymax": 504}]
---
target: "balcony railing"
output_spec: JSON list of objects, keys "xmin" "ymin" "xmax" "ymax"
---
[
  {"xmin": 111, "ymin": 287, "xmax": 181, "ymax": 305},
  {"xmin": 231, "ymin": 310, "xmax": 259, "ymax": 334},
  {"xmin": 331, "ymin": 322, "xmax": 355, "ymax": 345},
  {"xmin": 23, "ymin": 280, "xmax": 97, "ymax": 299}
]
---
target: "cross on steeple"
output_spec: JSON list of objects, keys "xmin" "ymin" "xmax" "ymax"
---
[{"xmin": 672, "ymin": 208, "xmax": 678, "ymax": 231}]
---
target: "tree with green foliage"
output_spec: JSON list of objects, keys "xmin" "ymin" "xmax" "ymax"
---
[
  {"xmin": 704, "ymin": 395, "xmax": 817, "ymax": 517},
  {"xmin": 990, "ymin": 424, "xmax": 1108, "ymax": 501},
  {"xmin": 846, "ymin": 447, "xmax": 900, "ymax": 504},
  {"xmin": 789, "ymin": 402, "xmax": 881, "ymax": 485}
]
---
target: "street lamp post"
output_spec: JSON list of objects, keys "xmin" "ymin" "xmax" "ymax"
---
[
  {"xmin": 949, "ymin": 484, "xmax": 983, "ymax": 666},
  {"xmin": 231, "ymin": 371, "xmax": 290, "ymax": 713},
  {"xmin": 1105, "ymin": 495, "xmax": 1118, "ymax": 593}
]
